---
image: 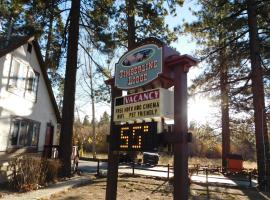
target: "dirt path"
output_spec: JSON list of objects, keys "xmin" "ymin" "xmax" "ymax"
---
[{"xmin": 43, "ymin": 175, "xmax": 270, "ymax": 200}]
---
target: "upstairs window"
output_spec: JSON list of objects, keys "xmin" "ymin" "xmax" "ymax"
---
[
  {"xmin": 8, "ymin": 59, "xmax": 21, "ymax": 88},
  {"xmin": 27, "ymin": 43, "xmax": 32, "ymax": 53},
  {"xmin": 7, "ymin": 57, "xmax": 39, "ymax": 101},
  {"xmin": 26, "ymin": 67, "xmax": 39, "ymax": 100}
]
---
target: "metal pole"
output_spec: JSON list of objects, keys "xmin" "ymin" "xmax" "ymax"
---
[{"xmin": 173, "ymin": 65, "xmax": 189, "ymax": 200}]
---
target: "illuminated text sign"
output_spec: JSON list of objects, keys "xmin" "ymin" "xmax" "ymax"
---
[{"xmin": 110, "ymin": 122, "xmax": 158, "ymax": 151}]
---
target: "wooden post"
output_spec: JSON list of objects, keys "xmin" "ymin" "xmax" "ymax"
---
[
  {"xmin": 105, "ymin": 83, "xmax": 122, "ymax": 200},
  {"xmin": 173, "ymin": 65, "xmax": 189, "ymax": 200},
  {"xmin": 206, "ymin": 168, "xmax": 208, "ymax": 184},
  {"xmin": 132, "ymin": 162, "xmax": 135, "ymax": 176},
  {"xmin": 167, "ymin": 164, "xmax": 170, "ymax": 180},
  {"xmin": 249, "ymin": 172, "xmax": 252, "ymax": 187},
  {"xmin": 97, "ymin": 160, "xmax": 100, "ymax": 176}
]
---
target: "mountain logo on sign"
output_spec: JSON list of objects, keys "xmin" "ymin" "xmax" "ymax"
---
[{"xmin": 122, "ymin": 49, "xmax": 153, "ymax": 67}]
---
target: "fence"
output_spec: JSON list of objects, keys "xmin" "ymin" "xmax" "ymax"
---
[{"xmin": 80, "ymin": 157, "xmax": 257, "ymax": 187}]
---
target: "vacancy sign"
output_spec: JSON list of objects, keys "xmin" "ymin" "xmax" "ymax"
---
[{"xmin": 114, "ymin": 88, "xmax": 173, "ymax": 122}]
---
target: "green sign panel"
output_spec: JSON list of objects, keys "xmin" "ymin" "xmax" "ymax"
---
[{"xmin": 115, "ymin": 44, "xmax": 162, "ymax": 89}]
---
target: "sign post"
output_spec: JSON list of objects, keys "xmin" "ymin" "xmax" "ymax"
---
[
  {"xmin": 172, "ymin": 62, "xmax": 189, "ymax": 200},
  {"xmin": 105, "ymin": 81, "xmax": 121, "ymax": 200},
  {"xmin": 105, "ymin": 38, "xmax": 198, "ymax": 200}
]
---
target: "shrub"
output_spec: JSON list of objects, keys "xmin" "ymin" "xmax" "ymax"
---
[
  {"xmin": 9, "ymin": 156, "xmax": 62, "ymax": 191},
  {"xmin": 9, "ymin": 156, "xmax": 46, "ymax": 191},
  {"xmin": 44, "ymin": 159, "xmax": 62, "ymax": 183}
]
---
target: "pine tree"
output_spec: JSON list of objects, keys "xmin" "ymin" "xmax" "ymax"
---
[
  {"xmin": 0, "ymin": 0, "xmax": 65, "ymax": 70},
  {"xmin": 59, "ymin": 0, "xmax": 81, "ymax": 177},
  {"xmin": 185, "ymin": 0, "xmax": 270, "ymax": 190},
  {"xmin": 99, "ymin": 111, "xmax": 110, "ymax": 126},
  {"xmin": 247, "ymin": 0, "xmax": 270, "ymax": 190},
  {"xmin": 84, "ymin": 0, "xmax": 184, "ymax": 52},
  {"xmin": 82, "ymin": 115, "xmax": 91, "ymax": 126},
  {"xmin": 185, "ymin": 0, "xmax": 239, "ymax": 169}
]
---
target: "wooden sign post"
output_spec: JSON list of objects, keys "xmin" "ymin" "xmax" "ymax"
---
[
  {"xmin": 167, "ymin": 56, "xmax": 197, "ymax": 200},
  {"xmin": 105, "ymin": 80, "xmax": 121, "ymax": 200},
  {"xmin": 105, "ymin": 38, "xmax": 198, "ymax": 200}
]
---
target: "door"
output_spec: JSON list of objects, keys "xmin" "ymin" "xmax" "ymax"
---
[{"xmin": 44, "ymin": 123, "xmax": 54, "ymax": 157}]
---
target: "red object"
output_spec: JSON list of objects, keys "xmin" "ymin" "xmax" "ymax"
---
[{"xmin": 227, "ymin": 154, "xmax": 243, "ymax": 172}]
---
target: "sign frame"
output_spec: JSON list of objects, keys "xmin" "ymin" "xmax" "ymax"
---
[
  {"xmin": 105, "ymin": 38, "xmax": 198, "ymax": 200},
  {"xmin": 115, "ymin": 43, "xmax": 163, "ymax": 90},
  {"xmin": 113, "ymin": 88, "xmax": 174, "ymax": 122}
]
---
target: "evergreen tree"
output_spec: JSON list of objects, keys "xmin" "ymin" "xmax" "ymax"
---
[
  {"xmin": 82, "ymin": 115, "xmax": 91, "ymax": 126},
  {"xmin": 0, "ymin": 0, "xmax": 65, "ymax": 70},
  {"xmin": 185, "ymin": 0, "xmax": 270, "ymax": 190},
  {"xmin": 59, "ymin": 0, "xmax": 81, "ymax": 177},
  {"xmin": 99, "ymin": 111, "xmax": 110, "ymax": 126},
  {"xmin": 247, "ymin": 0, "xmax": 270, "ymax": 190},
  {"xmin": 185, "ymin": 0, "xmax": 240, "ymax": 169},
  {"xmin": 84, "ymin": 0, "xmax": 184, "ymax": 52}
]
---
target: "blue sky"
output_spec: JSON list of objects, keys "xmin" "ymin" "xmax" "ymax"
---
[
  {"xmin": 166, "ymin": 0, "xmax": 199, "ymax": 54},
  {"xmin": 75, "ymin": 0, "xmax": 217, "ymax": 125}
]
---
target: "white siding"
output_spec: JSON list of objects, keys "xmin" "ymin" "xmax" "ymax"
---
[{"xmin": 0, "ymin": 42, "xmax": 58, "ymax": 152}]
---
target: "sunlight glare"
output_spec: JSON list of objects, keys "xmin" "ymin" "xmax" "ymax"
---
[{"xmin": 188, "ymin": 97, "xmax": 214, "ymax": 125}]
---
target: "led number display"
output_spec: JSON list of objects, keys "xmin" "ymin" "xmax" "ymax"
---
[{"xmin": 111, "ymin": 122, "xmax": 158, "ymax": 151}]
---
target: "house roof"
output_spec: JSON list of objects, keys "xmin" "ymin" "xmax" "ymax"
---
[
  {"xmin": 0, "ymin": 35, "xmax": 35, "ymax": 58},
  {"xmin": 0, "ymin": 35, "xmax": 61, "ymax": 122}
]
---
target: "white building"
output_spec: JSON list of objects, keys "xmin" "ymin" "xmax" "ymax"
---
[{"xmin": 0, "ymin": 35, "xmax": 60, "ymax": 157}]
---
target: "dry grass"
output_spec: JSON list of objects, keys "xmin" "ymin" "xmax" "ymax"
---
[
  {"xmin": 159, "ymin": 155, "xmax": 257, "ymax": 170},
  {"xmin": 152, "ymin": 154, "xmax": 222, "ymax": 166},
  {"xmin": 158, "ymin": 153, "xmax": 173, "ymax": 165},
  {"xmin": 83, "ymin": 152, "xmax": 257, "ymax": 170},
  {"xmin": 81, "ymin": 152, "xmax": 108, "ymax": 159},
  {"xmin": 243, "ymin": 160, "xmax": 257, "ymax": 169},
  {"xmin": 189, "ymin": 157, "xmax": 221, "ymax": 166},
  {"xmin": 39, "ymin": 175, "xmax": 270, "ymax": 200}
]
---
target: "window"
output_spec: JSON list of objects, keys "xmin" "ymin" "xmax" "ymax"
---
[
  {"xmin": 8, "ymin": 58, "xmax": 27, "ymax": 91},
  {"xmin": 26, "ymin": 69, "xmax": 39, "ymax": 94},
  {"xmin": 10, "ymin": 117, "xmax": 40, "ymax": 147},
  {"xmin": 8, "ymin": 59, "xmax": 21, "ymax": 88},
  {"xmin": 7, "ymin": 57, "xmax": 39, "ymax": 101},
  {"xmin": 27, "ymin": 43, "xmax": 32, "ymax": 53}
]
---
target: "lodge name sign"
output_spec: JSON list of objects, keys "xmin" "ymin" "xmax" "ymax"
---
[{"xmin": 115, "ymin": 44, "xmax": 162, "ymax": 89}]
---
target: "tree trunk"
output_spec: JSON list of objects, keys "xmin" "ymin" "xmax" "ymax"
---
[
  {"xmin": 126, "ymin": 0, "xmax": 136, "ymax": 50},
  {"xmin": 59, "ymin": 0, "xmax": 80, "ymax": 177},
  {"xmin": 89, "ymin": 60, "xmax": 96, "ymax": 158},
  {"xmin": 6, "ymin": 15, "xmax": 14, "ymax": 46},
  {"xmin": 220, "ymin": 48, "xmax": 230, "ymax": 169},
  {"xmin": 247, "ymin": 0, "xmax": 270, "ymax": 191},
  {"xmin": 44, "ymin": 1, "xmax": 54, "ymax": 70}
]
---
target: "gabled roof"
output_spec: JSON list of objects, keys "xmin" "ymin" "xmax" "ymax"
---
[
  {"xmin": 0, "ymin": 35, "xmax": 61, "ymax": 122},
  {"xmin": 0, "ymin": 35, "xmax": 35, "ymax": 58}
]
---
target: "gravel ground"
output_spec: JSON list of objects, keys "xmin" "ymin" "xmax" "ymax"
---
[{"xmin": 42, "ymin": 174, "xmax": 270, "ymax": 200}]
